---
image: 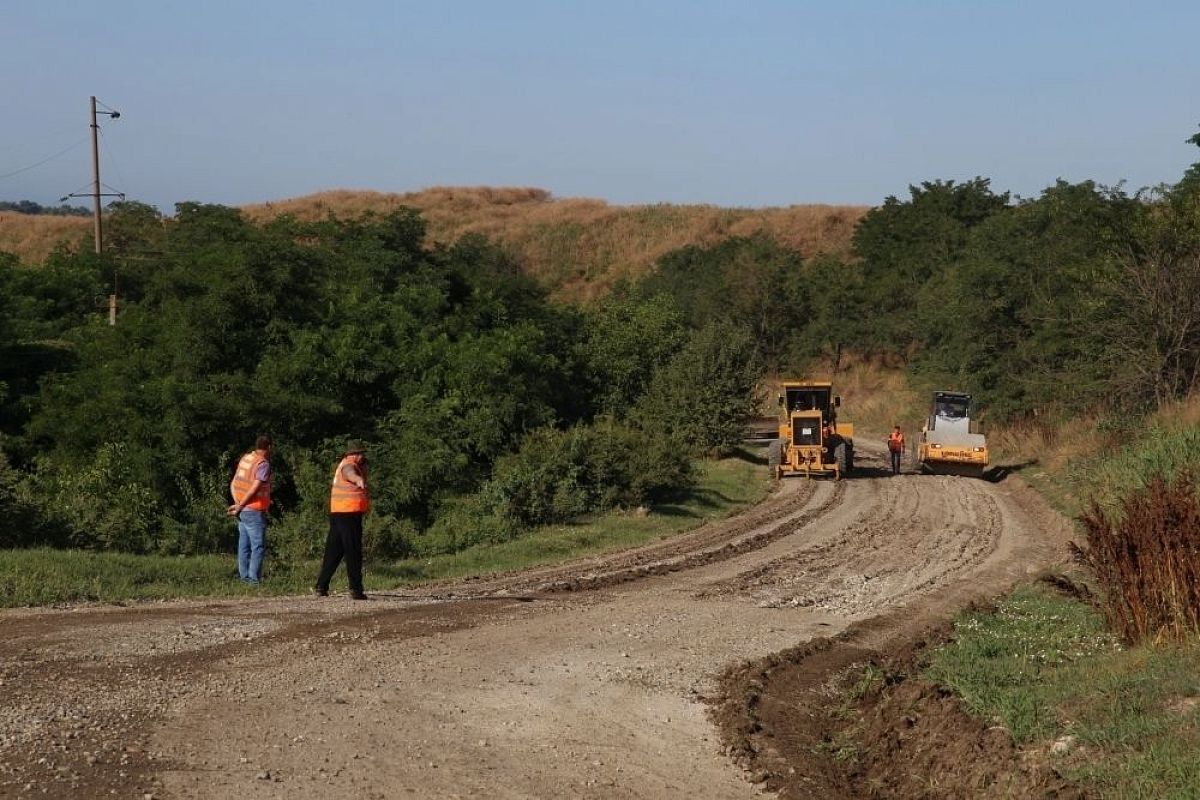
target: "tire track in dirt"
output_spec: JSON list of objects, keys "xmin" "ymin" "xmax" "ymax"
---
[
  {"xmin": 0, "ymin": 597, "xmax": 531, "ymax": 799},
  {"xmin": 0, "ymin": 479, "xmax": 833, "ymax": 798},
  {"xmin": 513, "ymin": 479, "xmax": 847, "ymax": 595},
  {"xmin": 709, "ymin": 470, "xmax": 1076, "ymax": 800},
  {"xmin": 698, "ymin": 474, "xmax": 1002, "ymax": 616},
  {"xmin": 1, "ymin": 461, "xmax": 1070, "ymax": 799},
  {"xmin": 436, "ymin": 477, "xmax": 825, "ymax": 598}
]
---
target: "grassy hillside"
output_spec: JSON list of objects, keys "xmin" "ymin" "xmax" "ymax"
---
[
  {"xmin": 0, "ymin": 187, "xmax": 866, "ymax": 299},
  {"xmin": 243, "ymin": 188, "xmax": 865, "ymax": 299},
  {"xmin": 0, "ymin": 212, "xmax": 91, "ymax": 263}
]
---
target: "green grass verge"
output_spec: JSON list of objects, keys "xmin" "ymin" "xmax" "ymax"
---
[
  {"xmin": 924, "ymin": 582, "xmax": 1200, "ymax": 798},
  {"xmin": 1075, "ymin": 425, "xmax": 1200, "ymax": 518},
  {"xmin": 1014, "ymin": 464, "xmax": 1084, "ymax": 520},
  {"xmin": 1015, "ymin": 422, "xmax": 1200, "ymax": 523},
  {"xmin": 0, "ymin": 450, "xmax": 769, "ymax": 608}
]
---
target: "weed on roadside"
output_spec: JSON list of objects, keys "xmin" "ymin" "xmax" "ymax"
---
[
  {"xmin": 848, "ymin": 662, "xmax": 887, "ymax": 700},
  {"xmin": 1074, "ymin": 473, "xmax": 1200, "ymax": 644},
  {"xmin": 813, "ymin": 728, "xmax": 861, "ymax": 765}
]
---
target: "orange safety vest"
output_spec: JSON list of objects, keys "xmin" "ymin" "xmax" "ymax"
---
[
  {"xmin": 230, "ymin": 450, "xmax": 271, "ymax": 511},
  {"xmin": 330, "ymin": 455, "xmax": 369, "ymax": 514},
  {"xmin": 888, "ymin": 432, "xmax": 905, "ymax": 452}
]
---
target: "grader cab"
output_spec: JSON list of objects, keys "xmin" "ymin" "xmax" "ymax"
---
[{"xmin": 768, "ymin": 381, "xmax": 854, "ymax": 479}]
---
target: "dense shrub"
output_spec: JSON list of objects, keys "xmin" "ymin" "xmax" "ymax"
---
[
  {"xmin": 481, "ymin": 421, "xmax": 692, "ymax": 528},
  {"xmin": 361, "ymin": 513, "xmax": 419, "ymax": 561},
  {"xmin": 0, "ymin": 445, "xmax": 57, "ymax": 548},
  {"xmin": 27, "ymin": 444, "xmax": 162, "ymax": 553},
  {"xmin": 416, "ymin": 495, "xmax": 518, "ymax": 557},
  {"xmin": 156, "ymin": 464, "xmax": 234, "ymax": 556},
  {"xmin": 633, "ymin": 320, "xmax": 762, "ymax": 455}
]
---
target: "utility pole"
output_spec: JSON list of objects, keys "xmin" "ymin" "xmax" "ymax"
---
[
  {"xmin": 90, "ymin": 96, "xmax": 104, "ymax": 256},
  {"xmin": 64, "ymin": 96, "xmax": 123, "ymax": 324}
]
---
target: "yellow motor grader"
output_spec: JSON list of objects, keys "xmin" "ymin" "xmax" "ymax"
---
[
  {"xmin": 917, "ymin": 390, "xmax": 989, "ymax": 477},
  {"xmin": 767, "ymin": 381, "xmax": 854, "ymax": 479}
]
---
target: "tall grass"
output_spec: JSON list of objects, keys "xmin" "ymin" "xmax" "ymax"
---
[
  {"xmin": 1080, "ymin": 426, "xmax": 1200, "ymax": 516},
  {"xmin": 0, "ymin": 212, "xmax": 90, "ymax": 263}
]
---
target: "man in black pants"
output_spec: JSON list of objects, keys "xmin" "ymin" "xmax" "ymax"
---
[
  {"xmin": 314, "ymin": 441, "xmax": 370, "ymax": 600},
  {"xmin": 887, "ymin": 426, "xmax": 905, "ymax": 476}
]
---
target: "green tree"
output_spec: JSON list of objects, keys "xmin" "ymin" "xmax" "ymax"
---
[
  {"xmin": 638, "ymin": 235, "xmax": 810, "ymax": 371},
  {"xmin": 1098, "ymin": 186, "xmax": 1200, "ymax": 407},
  {"xmin": 853, "ymin": 178, "xmax": 1010, "ymax": 354},
  {"xmin": 916, "ymin": 181, "xmax": 1140, "ymax": 416},
  {"xmin": 634, "ymin": 320, "xmax": 762, "ymax": 454},
  {"xmin": 582, "ymin": 293, "xmax": 688, "ymax": 416},
  {"xmin": 1181, "ymin": 124, "xmax": 1200, "ymax": 188}
]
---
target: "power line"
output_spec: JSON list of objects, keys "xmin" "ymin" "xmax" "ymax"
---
[
  {"xmin": 98, "ymin": 127, "xmax": 130, "ymax": 201},
  {"xmin": 0, "ymin": 136, "xmax": 89, "ymax": 182}
]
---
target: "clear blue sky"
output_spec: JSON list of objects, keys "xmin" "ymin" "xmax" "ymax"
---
[{"xmin": 3, "ymin": 1, "xmax": 1197, "ymax": 213}]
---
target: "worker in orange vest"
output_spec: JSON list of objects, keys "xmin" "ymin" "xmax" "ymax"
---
[
  {"xmin": 887, "ymin": 425, "xmax": 905, "ymax": 476},
  {"xmin": 314, "ymin": 441, "xmax": 371, "ymax": 600},
  {"xmin": 228, "ymin": 435, "xmax": 274, "ymax": 584}
]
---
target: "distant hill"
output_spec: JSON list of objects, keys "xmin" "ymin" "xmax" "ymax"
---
[
  {"xmin": 0, "ymin": 212, "xmax": 92, "ymax": 263},
  {"xmin": 2, "ymin": 187, "xmax": 868, "ymax": 299},
  {"xmin": 0, "ymin": 200, "xmax": 91, "ymax": 217}
]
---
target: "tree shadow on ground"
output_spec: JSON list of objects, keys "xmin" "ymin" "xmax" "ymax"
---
[
  {"xmin": 852, "ymin": 464, "xmax": 896, "ymax": 479},
  {"xmin": 738, "ymin": 446, "xmax": 771, "ymax": 466},
  {"xmin": 983, "ymin": 461, "xmax": 1039, "ymax": 483},
  {"xmin": 653, "ymin": 487, "xmax": 734, "ymax": 517}
]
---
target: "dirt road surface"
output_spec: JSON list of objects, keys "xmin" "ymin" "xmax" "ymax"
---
[{"xmin": 0, "ymin": 450, "xmax": 1070, "ymax": 799}]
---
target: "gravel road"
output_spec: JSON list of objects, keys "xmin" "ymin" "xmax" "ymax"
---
[{"xmin": 0, "ymin": 449, "xmax": 1069, "ymax": 799}]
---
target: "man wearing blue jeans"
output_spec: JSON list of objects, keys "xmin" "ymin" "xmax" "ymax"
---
[{"xmin": 228, "ymin": 435, "xmax": 273, "ymax": 584}]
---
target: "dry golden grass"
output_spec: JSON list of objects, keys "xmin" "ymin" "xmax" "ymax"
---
[
  {"xmin": 243, "ymin": 187, "xmax": 867, "ymax": 300},
  {"xmin": 990, "ymin": 394, "xmax": 1200, "ymax": 478},
  {"xmin": 1157, "ymin": 393, "xmax": 1200, "ymax": 428},
  {"xmin": 762, "ymin": 355, "xmax": 925, "ymax": 442},
  {"xmin": 830, "ymin": 356, "xmax": 925, "ymax": 441},
  {"xmin": 0, "ymin": 212, "xmax": 91, "ymax": 263},
  {"xmin": 989, "ymin": 414, "xmax": 1103, "ymax": 474},
  {"xmin": 3, "ymin": 187, "xmax": 867, "ymax": 299}
]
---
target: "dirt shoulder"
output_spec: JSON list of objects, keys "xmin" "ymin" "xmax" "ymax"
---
[
  {"xmin": 709, "ymin": 468, "xmax": 1080, "ymax": 799},
  {"xmin": 0, "ymin": 451, "xmax": 1072, "ymax": 799}
]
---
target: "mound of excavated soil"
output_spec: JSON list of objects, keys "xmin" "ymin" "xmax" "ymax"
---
[
  {"xmin": 711, "ymin": 617, "xmax": 1086, "ymax": 800},
  {"xmin": 851, "ymin": 677, "xmax": 1084, "ymax": 799}
]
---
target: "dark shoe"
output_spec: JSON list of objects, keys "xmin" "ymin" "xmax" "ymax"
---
[
  {"xmin": 312, "ymin": 586, "xmax": 329, "ymax": 597},
  {"xmin": 350, "ymin": 591, "xmax": 370, "ymax": 601}
]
